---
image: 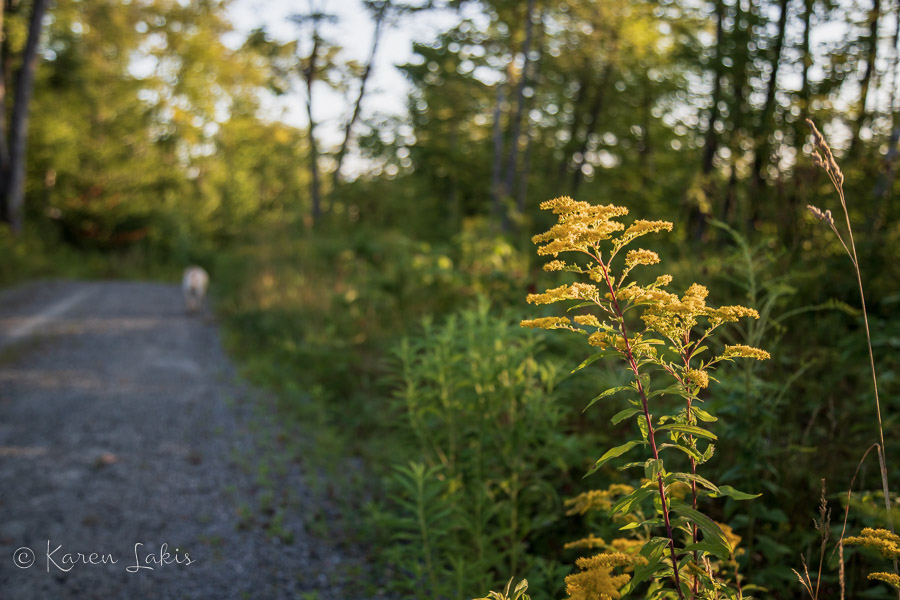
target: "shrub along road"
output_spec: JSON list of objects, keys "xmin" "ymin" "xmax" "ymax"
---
[{"xmin": 0, "ymin": 280, "xmax": 366, "ymax": 599}]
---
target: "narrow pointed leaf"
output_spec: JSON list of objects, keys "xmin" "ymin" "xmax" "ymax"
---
[
  {"xmin": 584, "ymin": 386, "xmax": 633, "ymax": 412},
  {"xmin": 671, "ymin": 505, "xmax": 731, "ymax": 559},
  {"xmin": 571, "ymin": 350, "xmax": 617, "ymax": 374},
  {"xmin": 691, "ymin": 407, "xmax": 718, "ymax": 422},
  {"xmin": 610, "ymin": 406, "xmax": 643, "ymax": 424},
  {"xmin": 584, "ymin": 440, "xmax": 644, "ymax": 477},
  {"xmin": 711, "ymin": 485, "xmax": 762, "ymax": 501},
  {"xmin": 656, "ymin": 423, "xmax": 717, "ymax": 440}
]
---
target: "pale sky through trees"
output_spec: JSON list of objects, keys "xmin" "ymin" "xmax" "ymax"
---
[{"xmin": 226, "ymin": 0, "xmax": 462, "ymax": 149}]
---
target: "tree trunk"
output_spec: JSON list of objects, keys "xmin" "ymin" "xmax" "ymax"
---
[
  {"xmin": 517, "ymin": 15, "xmax": 544, "ymax": 216},
  {"xmin": 569, "ymin": 60, "xmax": 615, "ymax": 194},
  {"xmin": 799, "ymin": 0, "xmax": 813, "ymax": 125},
  {"xmin": 783, "ymin": 0, "xmax": 815, "ymax": 248},
  {"xmin": 3, "ymin": 0, "xmax": 49, "ymax": 233},
  {"xmin": 503, "ymin": 0, "xmax": 536, "ymax": 208},
  {"xmin": 556, "ymin": 66, "xmax": 589, "ymax": 188},
  {"xmin": 702, "ymin": 0, "xmax": 725, "ymax": 175},
  {"xmin": 333, "ymin": 0, "xmax": 389, "ymax": 185},
  {"xmin": 870, "ymin": 0, "xmax": 900, "ymax": 234},
  {"xmin": 491, "ymin": 81, "xmax": 508, "ymax": 230},
  {"xmin": 751, "ymin": 0, "xmax": 789, "ymax": 191},
  {"xmin": 305, "ymin": 33, "xmax": 322, "ymax": 225},
  {"xmin": 851, "ymin": 0, "xmax": 882, "ymax": 155},
  {"xmin": 723, "ymin": 0, "xmax": 751, "ymax": 223},
  {"xmin": 0, "ymin": 1, "xmax": 7, "ymax": 223}
]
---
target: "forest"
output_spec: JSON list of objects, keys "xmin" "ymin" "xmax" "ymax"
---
[{"xmin": 3, "ymin": 0, "xmax": 900, "ymax": 598}]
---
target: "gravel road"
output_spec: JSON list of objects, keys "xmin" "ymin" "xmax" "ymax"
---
[{"xmin": 0, "ymin": 280, "xmax": 369, "ymax": 599}]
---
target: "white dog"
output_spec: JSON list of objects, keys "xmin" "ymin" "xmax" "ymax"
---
[{"xmin": 182, "ymin": 266, "xmax": 209, "ymax": 313}]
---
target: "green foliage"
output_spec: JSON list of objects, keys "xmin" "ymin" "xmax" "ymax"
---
[{"xmin": 382, "ymin": 301, "xmax": 569, "ymax": 598}]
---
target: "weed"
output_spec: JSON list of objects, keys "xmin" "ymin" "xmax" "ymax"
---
[{"xmin": 521, "ymin": 196, "xmax": 768, "ymax": 598}]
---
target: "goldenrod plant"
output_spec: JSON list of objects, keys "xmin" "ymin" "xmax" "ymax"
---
[{"xmin": 521, "ymin": 196, "xmax": 769, "ymax": 599}]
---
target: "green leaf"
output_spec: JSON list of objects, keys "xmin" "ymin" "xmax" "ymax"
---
[
  {"xmin": 671, "ymin": 505, "xmax": 731, "ymax": 559},
  {"xmin": 670, "ymin": 472, "xmax": 720, "ymax": 494},
  {"xmin": 645, "ymin": 458, "xmax": 664, "ymax": 480},
  {"xmin": 649, "ymin": 383, "xmax": 688, "ymax": 399},
  {"xmin": 610, "ymin": 486, "xmax": 656, "ymax": 515},
  {"xmin": 566, "ymin": 301, "xmax": 596, "ymax": 312},
  {"xmin": 683, "ymin": 541, "xmax": 731, "ymax": 560},
  {"xmin": 637, "ymin": 414, "xmax": 649, "ymax": 442},
  {"xmin": 711, "ymin": 485, "xmax": 762, "ymax": 501},
  {"xmin": 656, "ymin": 423, "xmax": 717, "ymax": 440},
  {"xmin": 571, "ymin": 350, "xmax": 617, "ymax": 374},
  {"xmin": 641, "ymin": 536, "xmax": 671, "ymax": 558},
  {"xmin": 689, "ymin": 345, "xmax": 709, "ymax": 358},
  {"xmin": 585, "ymin": 386, "xmax": 633, "ymax": 412},
  {"xmin": 618, "ymin": 459, "xmax": 652, "ymax": 471},
  {"xmin": 584, "ymin": 440, "xmax": 645, "ymax": 477},
  {"xmin": 610, "ymin": 406, "xmax": 643, "ymax": 424},
  {"xmin": 513, "ymin": 579, "xmax": 528, "ymax": 596},
  {"xmin": 658, "ymin": 442, "xmax": 703, "ymax": 461},
  {"xmin": 691, "ymin": 407, "xmax": 718, "ymax": 422}
]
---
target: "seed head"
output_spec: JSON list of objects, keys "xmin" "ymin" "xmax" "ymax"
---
[{"xmin": 806, "ymin": 119, "xmax": 844, "ymax": 187}]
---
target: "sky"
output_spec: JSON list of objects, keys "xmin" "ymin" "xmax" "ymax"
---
[{"xmin": 225, "ymin": 0, "xmax": 463, "ymax": 147}]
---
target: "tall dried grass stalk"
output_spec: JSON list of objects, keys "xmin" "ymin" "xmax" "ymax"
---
[{"xmin": 806, "ymin": 118, "xmax": 899, "ymax": 595}]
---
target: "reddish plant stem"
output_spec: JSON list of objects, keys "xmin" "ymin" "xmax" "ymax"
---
[
  {"xmin": 596, "ymin": 253, "xmax": 686, "ymax": 599},
  {"xmin": 681, "ymin": 340, "xmax": 700, "ymax": 600}
]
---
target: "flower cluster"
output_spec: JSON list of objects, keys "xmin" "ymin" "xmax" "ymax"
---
[
  {"xmin": 845, "ymin": 528, "xmax": 900, "ymax": 560},
  {"xmin": 520, "ymin": 316, "xmax": 572, "ymax": 330},
  {"xmin": 565, "ymin": 553, "xmax": 647, "ymax": 600},
  {"xmin": 683, "ymin": 368, "xmax": 710, "ymax": 389},
  {"xmin": 625, "ymin": 249, "xmax": 660, "ymax": 268},
  {"xmin": 532, "ymin": 197, "xmax": 630, "ymax": 257},
  {"xmin": 527, "ymin": 283, "xmax": 600, "ymax": 306},
  {"xmin": 565, "ymin": 485, "xmax": 635, "ymax": 516},
  {"xmin": 721, "ymin": 345, "xmax": 771, "ymax": 361},
  {"xmin": 564, "ymin": 534, "xmax": 607, "ymax": 550},
  {"xmin": 868, "ymin": 572, "xmax": 900, "ymax": 589}
]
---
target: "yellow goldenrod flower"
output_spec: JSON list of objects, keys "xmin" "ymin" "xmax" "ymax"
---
[
  {"xmin": 718, "ymin": 522, "xmax": 744, "ymax": 557},
  {"xmin": 565, "ymin": 553, "xmax": 647, "ymax": 600},
  {"xmin": 625, "ymin": 249, "xmax": 660, "ymax": 268},
  {"xmin": 684, "ymin": 283, "xmax": 709, "ymax": 300},
  {"xmin": 845, "ymin": 528, "xmax": 900, "ymax": 559},
  {"xmin": 520, "ymin": 316, "xmax": 572, "ymax": 330},
  {"xmin": 868, "ymin": 572, "xmax": 900, "ymax": 589},
  {"xmin": 565, "ymin": 485, "xmax": 635, "ymax": 515},
  {"xmin": 574, "ymin": 314, "xmax": 602, "ymax": 327},
  {"xmin": 609, "ymin": 537, "xmax": 643, "ymax": 554},
  {"xmin": 710, "ymin": 305, "xmax": 760, "ymax": 325},
  {"xmin": 543, "ymin": 259, "xmax": 567, "ymax": 271},
  {"xmin": 615, "ymin": 219, "xmax": 674, "ymax": 248},
  {"xmin": 527, "ymin": 284, "xmax": 574, "ymax": 305},
  {"xmin": 722, "ymin": 344, "xmax": 771, "ymax": 360},
  {"xmin": 683, "ymin": 368, "xmax": 709, "ymax": 389},
  {"xmin": 652, "ymin": 274, "xmax": 673, "ymax": 288},
  {"xmin": 564, "ymin": 534, "xmax": 606, "ymax": 550}
]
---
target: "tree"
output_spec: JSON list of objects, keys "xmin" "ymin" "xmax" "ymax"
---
[
  {"xmin": 333, "ymin": 0, "xmax": 391, "ymax": 185},
  {"xmin": 291, "ymin": 2, "xmax": 338, "ymax": 225},
  {"xmin": 0, "ymin": 0, "xmax": 49, "ymax": 233}
]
